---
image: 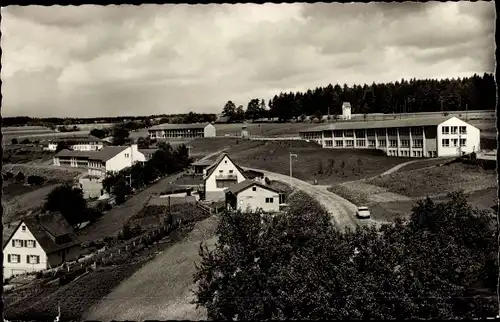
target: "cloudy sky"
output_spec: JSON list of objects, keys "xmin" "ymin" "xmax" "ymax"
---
[{"xmin": 1, "ymin": 2, "xmax": 495, "ymax": 118}]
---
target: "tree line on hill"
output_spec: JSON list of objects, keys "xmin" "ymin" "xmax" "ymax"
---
[
  {"xmin": 194, "ymin": 190, "xmax": 498, "ymax": 320},
  {"xmin": 3, "ymin": 113, "xmax": 216, "ymax": 128},
  {"xmin": 220, "ymin": 73, "xmax": 496, "ymax": 122}
]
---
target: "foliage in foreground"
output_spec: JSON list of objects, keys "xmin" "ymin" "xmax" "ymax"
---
[{"xmin": 194, "ymin": 191, "xmax": 498, "ymax": 320}]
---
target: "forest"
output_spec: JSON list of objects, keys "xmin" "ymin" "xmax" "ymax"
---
[{"xmin": 222, "ymin": 73, "xmax": 496, "ymax": 122}]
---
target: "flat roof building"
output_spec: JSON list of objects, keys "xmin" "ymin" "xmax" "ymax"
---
[
  {"xmin": 299, "ymin": 116, "xmax": 480, "ymax": 158},
  {"xmin": 148, "ymin": 123, "xmax": 216, "ymax": 139}
]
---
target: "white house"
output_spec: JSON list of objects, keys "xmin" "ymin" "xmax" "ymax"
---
[
  {"xmin": 342, "ymin": 102, "xmax": 352, "ymax": 120},
  {"xmin": 203, "ymin": 153, "xmax": 247, "ymax": 202},
  {"xmin": 225, "ymin": 180, "xmax": 281, "ymax": 212},
  {"xmin": 299, "ymin": 116, "xmax": 481, "ymax": 158},
  {"xmin": 148, "ymin": 123, "xmax": 216, "ymax": 139},
  {"xmin": 3, "ymin": 213, "xmax": 81, "ymax": 280},
  {"xmin": 45, "ymin": 135, "xmax": 106, "ymax": 151}
]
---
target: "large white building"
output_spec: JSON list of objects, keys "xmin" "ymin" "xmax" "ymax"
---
[
  {"xmin": 299, "ymin": 116, "xmax": 480, "ymax": 158},
  {"xmin": 148, "ymin": 123, "xmax": 216, "ymax": 139},
  {"xmin": 203, "ymin": 153, "xmax": 247, "ymax": 201},
  {"xmin": 45, "ymin": 135, "xmax": 106, "ymax": 151},
  {"xmin": 3, "ymin": 213, "xmax": 81, "ymax": 280}
]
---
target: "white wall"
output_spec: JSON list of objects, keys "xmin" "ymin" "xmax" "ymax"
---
[
  {"xmin": 105, "ymin": 147, "xmax": 133, "ymax": 173},
  {"xmin": 436, "ymin": 117, "xmax": 481, "ymax": 157},
  {"xmin": 47, "ymin": 142, "xmax": 103, "ymax": 151},
  {"xmin": 205, "ymin": 155, "xmax": 246, "ymax": 201},
  {"xmin": 130, "ymin": 144, "xmax": 147, "ymax": 162},
  {"xmin": 236, "ymin": 185, "xmax": 280, "ymax": 212},
  {"xmin": 3, "ymin": 223, "xmax": 48, "ymax": 280},
  {"xmin": 204, "ymin": 124, "xmax": 217, "ymax": 137}
]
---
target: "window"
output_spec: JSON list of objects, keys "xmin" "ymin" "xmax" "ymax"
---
[
  {"xmin": 411, "ymin": 127, "xmax": 423, "ymax": 135},
  {"xmin": 452, "ymin": 139, "xmax": 458, "ymax": 147},
  {"xmin": 376, "ymin": 129, "xmax": 386, "ymax": 137},
  {"xmin": 387, "ymin": 128, "xmax": 397, "ymax": 136},
  {"xmin": 378, "ymin": 140, "xmax": 387, "ymax": 147},
  {"xmin": 27, "ymin": 240, "xmax": 36, "ymax": 248},
  {"xmin": 356, "ymin": 140, "xmax": 366, "ymax": 147},
  {"xmin": 401, "ymin": 140, "xmax": 410, "ymax": 147},
  {"xmin": 399, "ymin": 127, "xmax": 409, "ymax": 135},
  {"xmin": 389, "ymin": 140, "xmax": 398, "ymax": 147},
  {"xmin": 325, "ymin": 140, "xmax": 333, "ymax": 147},
  {"xmin": 124, "ymin": 153, "xmax": 130, "ymax": 158},
  {"xmin": 252, "ymin": 187, "xmax": 257, "ymax": 191},
  {"xmin": 412, "ymin": 139, "xmax": 423, "ymax": 148},
  {"xmin": 12, "ymin": 239, "xmax": 23, "ymax": 247},
  {"xmin": 265, "ymin": 197, "xmax": 274, "ymax": 203},
  {"xmin": 459, "ymin": 126, "xmax": 467, "ymax": 134},
  {"xmin": 335, "ymin": 140, "xmax": 344, "ymax": 147},
  {"xmin": 368, "ymin": 140, "xmax": 376, "ymax": 147},
  {"xmin": 460, "ymin": 138, "xmax": 466, "ymax": 147},
  {"xmin": 225, "ymin": 160, "xmax": 227, "ymax": 164},
  {"xmin": 355, "ymin": 130, "xmax": 366, "ymax": 138},
  {"xmin": 8, "ymin": 254, "xmax": 20, "ymax": 263},
  {"xmin": 323, "ymin": 131, "xmax": 332, "ymax": 138},
  {"xmin": 219, "ymin": 170, "xmax": 223, "ymax": 173},
  {"xmin": 344, "ymin": 130, "xmax": 354, "ymax": 137},
  {"xmin": 345, "ymin": 140, "xmax": 354, "ymax": 147},
  {"xmin": 442, "ymin": 139, "xmax": 450, "ymax": 147},
  {"xmin": 22, "ymin": 225, "xmax": 26, "ymax": 231},
  {"xmin": 27, "ymin": 255, "xmax": 40, "ymax": 264},
  {"xmin": 442, "ymin": 126, "xmax": 449, "ymax": 134},
  {"xmin": 333, "ymin": 130, "xmax": 343, "ymax": 138},
  {"xmin": 367, "ymin": 129, "xmax": 375, "ymax": 137},
  {"xmin": 229, "ymin": 170, "xmax": 234, "ymax": 174},
  {"xmin": 451, "ymin": 126, "xmax": 458, "ymax": 134}
]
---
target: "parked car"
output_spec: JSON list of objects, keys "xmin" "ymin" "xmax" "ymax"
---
[{"xmin": 356, "ymin": 206, "xmax": 371, "ymax": 219}]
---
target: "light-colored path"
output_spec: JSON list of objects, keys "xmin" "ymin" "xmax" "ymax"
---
[
  {"xmin": 84, "ymin": 216, "xmax": 219, "ymax": 321},
  {"xmin": 243, "ymin": 167, "xmax": 362, "ymax": 232},
  {"xmin": 379, "ymin": 160, "xmax": 419, "ymax": 176}
]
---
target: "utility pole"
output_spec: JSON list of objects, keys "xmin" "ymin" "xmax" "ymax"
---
[
  {"xmin": 327, "ymin": 106, "xmax": 330, "ymax": 123},
  {"xmin": 186, "ymin": 145, "xmax": 193, "ymax": 157},
  {"xmin": 465, "ymin": 103, "xmax": 468, "ymax": 121},
  {"xmin": 289, "ymin": 153, "xmax": 298, "ymax": 189}
]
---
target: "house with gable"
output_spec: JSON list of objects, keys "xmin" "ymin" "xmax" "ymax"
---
[
  {"xmin": 225, "ymin": 179, "xmax": 281, "ymax": 212},
  {"xmin": 203, "ymin": 153, "xmax": 247, "ymax": 201},
  {"xmin": 3, "ymin": 212, "xmax": 81, "ymax": 280}
]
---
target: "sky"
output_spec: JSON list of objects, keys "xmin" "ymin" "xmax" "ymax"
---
[{"xmin": 1, "ymin": 2, "xmax": 495, "ymax": 118}]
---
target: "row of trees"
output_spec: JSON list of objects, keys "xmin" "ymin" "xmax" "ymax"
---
[
  {"xmin": 220, "ymin": 73, "xmax": 495, "ymax": 122},
  {"xmin": 194, "ymin": 191, "xmax": 498, "ymax": 320},
  {"xmin": 103, "ymin": 142, "xmax": 192, "ymax": 204}
]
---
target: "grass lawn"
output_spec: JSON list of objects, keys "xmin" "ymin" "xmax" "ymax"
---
[
  {"xmin": 366, "ymin": 163, "xmax": 497, "ymax": 198},
  {"xmin": 3, "ymin": 146, "xmax": 54, "ymax": 164},
  {"xmin": 217, "ymin": 140, "xmax": 412, "ymax": 185},
  {"xmin": 214, "ymin": 122, "xmax": 316, "ymax": 137},
  {"xmin": 173, "ymin": 173, "xmax": 204, "ymax": 185},
  {"xmin": 396, "ymin": 157, "xmax": 457, "ymax": 173},
  {"xmin": 188, "ymin": 137, "xmax": 242, "ymax": 157}
]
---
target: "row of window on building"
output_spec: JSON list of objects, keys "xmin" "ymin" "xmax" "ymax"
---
[
  {"xmin": 11, "ymin": 239, "xmax": 37, "ymax": 248},
  {"xmin": 305, "ymin": 126, "xmax": 467, "ymax": 140},
  {"xmin": 387, "ymin": 150, "xmax": 425, "ymax": 157},
  {"xmin": 442, "ymin": 138, "xmax": 467, "ymax": 147},
  {"xmin": 7, "ymin": 254, "xmax": 41, "ymax": 264},
  {"xmin": 324, "ymin": 138, "xmax": 467, "ymax": 148},
  {"xmin": 152, "ymin": 130, "xmax": 205, "ymax": 138}
]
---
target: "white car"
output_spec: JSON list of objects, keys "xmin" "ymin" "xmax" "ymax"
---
[{"xmin": 356, "ymin": 206, "xmax": 371, "ymax": 219}]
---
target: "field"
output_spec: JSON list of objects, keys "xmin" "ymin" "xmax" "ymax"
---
[
  {"xmin": 3, "ymin": 145, "xmax": 54, "ymax": 164},
  {"xmin": 205, "ymin": 140, "xmax": 412, "ymax": 185},
  {"xmin": 366, "ymin": 163, "xmax": 497, "ymax": 198}
]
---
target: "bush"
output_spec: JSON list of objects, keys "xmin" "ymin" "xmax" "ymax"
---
[
  {"xmin": 11, "ymin": 138, "xmax": 18, "ymax": 144},
  {"xmin": 20, "ymin": 138, "xmax": 31, "ymax": 144},
  {"xmin": 15, "ymin": 172, "xmax": 25, "ymax": 182},
  {"xmin": 27, "ymin": 175, "xmax": 45, "ymax": 186},
  {"xmin": 95, "ymin": 200, "xmax": 112, "ymax": 212}
]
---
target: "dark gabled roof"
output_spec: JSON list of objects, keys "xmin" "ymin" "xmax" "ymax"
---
[
  {"xmin": 138, "ymin": 148, "xmax": 158, "ymax": 155},
  {"xmin": 148, "ymin": 123, "xmax": 211, "ymax": 131},
  {"xmin": 3, "ymin": 213, "xmax": 80, "ymax": 253},
  {"xmin": 204, "ymin": 153, "xmax": 247, "ymax": 181},
  {"xmin": 50, "ymin": 134, "xmax": 103, "ymax": 143},
  {"xmin": 3, "ymin": 220, "xmax": 21, "ymax": 249},
  {"xmin": 225, "ymin": 179, "xmax": 280, "ymax": 195},
  {"xmin": 300, "ymin": 116, "xmax": 457, "ymax": 132},
  {"xmin": 55, "ymin": 146, "xmax": 129, "ymax": 162}
]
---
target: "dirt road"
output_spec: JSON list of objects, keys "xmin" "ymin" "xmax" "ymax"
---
[
  {"xmin": 84, "ymin": 215, "xmax": 219, "ymax": 321},
  {"xmin": 243, "ymin": 166, "xmax": 361, "ymax": 232}
]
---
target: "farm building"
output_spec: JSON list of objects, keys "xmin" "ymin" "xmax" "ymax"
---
[
  {"xmin": 3, "ymin": 213, "xmax": 81, "ymax": 280},
  {"xmin": 203, "ymin": 153, "xmax": 247, "ymax": 202},
  {"xmin": 44, "ymin": 134, "xmax": 106, "ymax": 151},
  {"xmin": 299, "ymin": 116, "xmax": 480, "ymax": 158},
  {"xmin": 191, "ymin": 159, "xmax": 213, "ymax": 175},
  {"xmin": 225, "ymin": 180, "xmax": 282, "ymax": 213},
  {"xmin": 148, "ymin": 123, "xmax": 216, "ymax": 139}
]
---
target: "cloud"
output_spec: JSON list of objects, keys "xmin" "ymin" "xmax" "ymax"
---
[{"xmin": 1, "ymin": 2, "xmax": 495, "ymax": 118}]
